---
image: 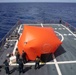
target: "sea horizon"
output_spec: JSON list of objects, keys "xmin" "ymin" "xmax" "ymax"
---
[{"xmin": 0, "ymin": 2, "xmax": 76, "ymax": 40}]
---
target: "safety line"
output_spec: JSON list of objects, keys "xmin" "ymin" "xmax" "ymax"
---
[
  {"xmin": 13, "ymin": 24, "xmax": 22, "ymax": 55},
  {"xmin": 18, "ymin": 24, "xmax": 22, "ymax": 33},
  {"xmin": 61, "ymin": 24, "xmax": 76, "ymax": 37},
  {"xmin": 52, "ymin": 54, "xmax": 62, "ymax": 75},
  {"xmin": 10, "ymin": 62, "xmax": 55, "ymax": 66},
  {"xmin": 57, "ymin": 61, "xmax": 76, "ymax": 64},
  {"xmin": 55, "ymin": 31, "xmax": 64, "ymax": 42},
  {"xmin": 10, "ymin": 60, "xmax": 76, "ymax": 66}
]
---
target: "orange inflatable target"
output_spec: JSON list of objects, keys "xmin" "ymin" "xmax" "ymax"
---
[{"xmin": 18, "ymin": 25, "xmax": 62, "ymax": 60}]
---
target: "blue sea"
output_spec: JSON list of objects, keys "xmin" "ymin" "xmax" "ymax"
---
[{"xmin": 0, "ymin": 3, "xmax": 76, "ymax": 40}]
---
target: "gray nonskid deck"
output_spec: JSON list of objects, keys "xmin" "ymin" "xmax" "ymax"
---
[{"xmin": 0, "ymin": 24, "xmax": 76, "ymax": 75}]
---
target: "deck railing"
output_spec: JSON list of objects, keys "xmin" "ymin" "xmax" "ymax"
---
[
  {"xmin": 47, "ymin": 19, "xmax": 76, "ymax": 34},
  {"xmin": 61, "ymin": 20, "xmax": 76, "ymax": 34},
  {"xmin": 0, "ymin": 20, "xmax": 21, "ymax": 50},
  {"xmin": 43, "ymin": 19, "xmax": 76, "ymax": 34}
]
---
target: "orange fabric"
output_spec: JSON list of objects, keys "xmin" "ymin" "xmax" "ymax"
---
[{"xmin": 18, "ymin": 25, "xmax": 62, "ymax": 60}]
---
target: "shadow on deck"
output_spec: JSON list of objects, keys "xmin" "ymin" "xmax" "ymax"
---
[{"xmin": 41, "ymin": 45, "xmax": 66, "ymax": 62}]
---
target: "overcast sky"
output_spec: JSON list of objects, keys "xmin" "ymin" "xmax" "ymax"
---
[{"xmin": 0, "ymin": 0, "xmax": 76, "ymax": 2}]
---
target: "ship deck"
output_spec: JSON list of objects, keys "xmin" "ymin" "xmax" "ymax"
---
[{"xmin": 0, "ymin": 24, "xmax": 76, "ymax": 75}]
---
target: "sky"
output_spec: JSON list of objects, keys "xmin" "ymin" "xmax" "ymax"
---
[{"xmin": 0, "ymin": 0, "xmax": 76, "ymax": 3}]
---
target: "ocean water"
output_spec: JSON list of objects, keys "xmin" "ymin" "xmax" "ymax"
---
[{"xmin": 0, "ymin": 3, "xmax": 76, "ymax": 40}]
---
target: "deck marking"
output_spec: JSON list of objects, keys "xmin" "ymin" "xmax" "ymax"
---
[
  {"xmin": 52, "ymin": 54, "xmax": 62, "ymax": 75},
  {"xmin": 13, "ymin": 40, "xmax": 18, "ymax": 55},
  {"xmin": 18, "ymin": 33, "xmax": 22, "ymax": 40},
  {"xmin": 10, "ymin": 62, "xmax": 55, "ymax": 66},
  {"xmin": 55, "ymin": 28, "xmax": 57, "ymax": 30},
  {"xmin": 21, "ymin": 28, "xmax": 23, "ymax": 30},
  {"xmin": 18, "ymin": 24, "xmax": 22, "ymax": 33},
  {"xmin": 55, "ymin": 31, "xmax": 64, "ymax": 42},
  {"xmin": 41, "ymin": 23, "xmax": 43, "ymax": 27},
  {"xmin": 61, "ymin": 24, "xmax": 76, "ymax": 37},
  {"xmin": 10, "ymin": 60, "xmax": 76, "ymax": 66},
  {"xmin": 68, "ymin": 33, "xmax": 72, "ymax": 36},
  {"xmin": 63, "ymin": 34, "xmax": 67, "ymax": 36},
  {"xmin": 19, "ymin": 33, "xmax": 22, "ymax": 35},
  {"xmin": 57, "ymin": 61, "xmax": 76, "ymax": 64}
]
